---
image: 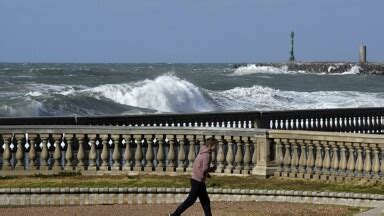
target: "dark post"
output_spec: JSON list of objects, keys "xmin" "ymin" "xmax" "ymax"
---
[{"xmin": 290, "ymin": 31, "xmax": 295, "ymax": 62}]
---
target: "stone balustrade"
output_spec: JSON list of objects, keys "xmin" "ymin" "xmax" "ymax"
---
[
  {"xmin": 2, "ymin": 124, "xmax": 384, "ymax": 181},
  {"xmin": 0, "ymin": 125, "xmax": 272, "ymax": 177},
  {"xmin": 271, "ymin": 130, "xmax": 384, "ymax": 180}
]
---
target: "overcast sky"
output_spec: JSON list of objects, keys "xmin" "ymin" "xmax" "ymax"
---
[{"xmin": 0, "ymin": 0, "xmax": 382, "ymax": 63}]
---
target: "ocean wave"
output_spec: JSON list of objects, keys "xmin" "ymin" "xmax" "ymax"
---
[
  {"xmin": 82, "ymin": 75, "xmax": 215, "ymax": 113},
  {"xmin": 231, "ymin": 65, "xmax": 299, "ymax": 76},
  {"xmin": 208, "ymin": 85, "xmax": 384, "ymax": 111}
]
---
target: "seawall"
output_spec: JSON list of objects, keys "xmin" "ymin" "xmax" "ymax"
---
[{"xmin": 237, "ymin": 62, "xmax": 384, "ymax": 74}]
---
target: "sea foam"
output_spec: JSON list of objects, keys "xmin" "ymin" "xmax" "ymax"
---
[{"xmin": 85, "ymin": 75, "xmax": 215, "ymax": 113}]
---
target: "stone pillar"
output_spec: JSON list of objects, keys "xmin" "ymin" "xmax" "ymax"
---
[
  {"xmin": 176, "ymin": 135, "xmax": 186, "ymax": 172},
  {"xmin": 282, "ymin": 139, "xmax": 291, "ymax": 175},
  {"xmin": 347, "ymin": 144, "xmax": 356, "ymax": 177},
  {"xmin": 144, "ymin": 135, "xmax": 154, "ymax": 172},
  {"xmin": 99, "ymin": 134, "xmax": 110, "ymax": 171},
  {"xmin": 233, "ymin": 137, "xmax": 243, "ymax": 174},
  {"xmin": 123, "ymin": 136, "xmax": 133, "ymax": 171},
  {"xmin": 224, "ymin": 137, "xmax": 234, "ymax": 174},
  {"xmin": 290, "ymin": 140, "xmax": 299, "ymax": 175},
  {"xmin": 298, "ymin": 140, "xmax": 307, "ymax": 177},
  {"xmin": 133, "ymin": 135, "xmax": 143, "ymax": 172},
  {"xmin": 305, "ymin": 140, "xmax": 315, "ymax": 178},
  {"xmin": 76, "ymin": 134, "xmax": 86, "ymax": 171},
  {"xmin": 338, "ymin": 142, "xmax": 347, "ymax": 177},
  {"xmin": 243, "ymin": 138, "xmax": 252, "ymax": 174},
  {"xmin": 314, "ymin": 141, "xmax": 323, "ymax": 177},
  {"xmin": 88, "ymin": 135, "xmax": 97, "ymax": 171},
  {"xmin": 64, "ymin": 134, "xmax": 74, "ymax": 171},
  {"xmin": 251, "ymin": 138, "xmax": 257, "ymax": 169},
  {"xmin": 215, "ymin": 137, "xmax": 225, "ymax": 173},
  {"xmin": 186, "ymin": 135, "xmax": 195, "ymax": 173},
  {"xmin": 355, "ymin": 144, "xmax": 364, "ymax": 178},
  {"xmin": 251, "ymin": 130, "xmax": 276, "ymax": 177},
  {"xmin": 322, "ymin": 141, "xmax": 331, "ymax": 178},
  {"xmin": 14, "ymin": 134, "xmax": 25, "ymax": 171},
  {"xmin": 166, "ymin": 136, "xmax": 176, "ymax": 172},
  {"xmin": 363, "ymin": 144, "xmax": 372, "ymax": 179},
  {"xmin": 372, "ymin": 145, "xmax": 380, "ymax": 179},
  {"xmin": 2, "ymin": 134, "xmax": 13, "ymax": 171},
  {"xmin": 111, "ymin": 135, "xmax": 121, "ymax": 171},
  {"xmin": 52, "ymin": 134, "xmax": 62, "ymax": 172},
  {"xmin": 330, "ymin": 142, "xmax": 339, "ymax": 177},
  {"xmin": 156, "ymin": 136, "xmax": 165, "ymax": 172},
  {"xmin": 28, "ymin": 134, "xmax": 38, "ymax": 171},
  {"xmin": 275, "ymin": 139, "xmax": 284, "ymax": 176},
  {"xmin": 40, "ymin": 134, "xmax": 50, "ymax": 171}
]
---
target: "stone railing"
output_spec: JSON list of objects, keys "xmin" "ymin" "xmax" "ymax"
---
[
  {"xmin": 1, "ymin": 107, "xmax": 383, "ymax": 133},
  {"xmin": 0, "ymin": 126, "xmax": 273, "ymax": 177},
  {"xmin": 271, "ymin": 130, "xmax": 384, "ymax": 180},
  {"xmin": 2, "ymin": 124, "xmax": 384, "ymax": 180}
]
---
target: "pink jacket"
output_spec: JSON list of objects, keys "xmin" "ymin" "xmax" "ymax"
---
[{"xmin": 191, "ymin": 146, "xmax": 212, "ymax": 183}]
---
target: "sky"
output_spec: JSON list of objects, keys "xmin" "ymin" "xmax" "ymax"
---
[{"xmin": 0, "ymin": 0, "xmax": 383, "ymax": 63}]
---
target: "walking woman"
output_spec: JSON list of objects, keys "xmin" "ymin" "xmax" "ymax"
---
[{"xmin": 169, "ymin": 137, "xmax": 218, "ymax": 216}]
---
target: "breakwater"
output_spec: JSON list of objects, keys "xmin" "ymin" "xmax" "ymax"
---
[{"xmin": 236, "ymin": 62, "xmax": 384, "ymax": 75}]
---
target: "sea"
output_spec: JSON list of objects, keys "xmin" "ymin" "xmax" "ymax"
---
[{"xmin": 1, "ymin": 63, "xmax": 384, "ymax": 117}]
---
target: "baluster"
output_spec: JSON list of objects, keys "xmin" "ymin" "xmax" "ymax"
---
[
  {"xmin": 123, "ymin": 136, "xmax": 133, "ymax": 171},
  {"xmin": 363, "ymin": 144, "xmax": 372, "ymax": 179},
  {"xmin": 322, "ymin": 141, "xmax": 331, "ymax": 177},
  {"xmin": 275, "ymin": 139, "xmax": 284, "ymax": 175},
  {"xmin": 39, "ymin": 134, "xmax": 49, "ymax": 170},
  {"xmin": 99, "ymin": 134, "xmax": 110, "ymax": 171},
  {"xmin": 64, "ymin": 134, "xmax": 74, "ymax": 171},
  {"xmin": 347, "ymin": 144, "xmax": 356, "ymax": 177},
  {"xmin": 144, "ymin": 135, "xmax": 154, "ymax": 172},
  {"xmin": 2, "ymin": 134, "xmax": 12, "ymax": 171},
  {"xmin": 186, "ymin": 135, "xmax": 195, "ymax": 172},
  {"xmin": 282, "ymin": 139, "xmax": 291, "ymax": 175},
  {"xmin": 176, "ymin": 135, "xmax": 186, "ymax": 172},
  {"xmin": 76, "ymin": 134, "xmax": 86, "ymax": 171},
  {"xmin": 233, "ymin": 137, "xmax": 243, "ymax": 174},
  {"xmin": 51, "ymin": 134, "xmax": 62, "ymax": 171},
  {"xmin": 305, "ymin": 140, "xmax": 315, "ymax": 176},
  {"xmin": 290, "ymin": 140, "xmax": 299, "ymax": 175},
  {"xmin": 111, "ymin": 135, "xmax": 121, "ymax": 171},
  {"xmin": 224, "ymin": 138, "xmax": 235, "ymax": 174},
  {"xmin": 372, "ymin": 145, "xmax": 380, "ymax": 179},
  {"xmin": 88, "ymin": 134, "xmax": 97, "ymax": 171},
  {"xmin": 215, "ymin": 137, "xmax": 225, "ymax": 173},
  {"xmin": 134, "ymin": 135, "xmax": 143, "ymax": 172},
  {"xmin": 155, "ymin": 136, "xmax": 165, "ymax": 172},
  {"xmin": 298, "ymin": 140, "xmax": 307, "ymax": 177},
  {"xmin": 355, "ymin": 144, "xmax": 364, "ymax": 178},
  {"xmin": 379, "ymin": 146, "xmax": 384, "ymax": 178},
  {"xmin": 166, "ymin": 136, "xmax": 176, "ymax": 172},
  {"xmin": 243, "ymin": 138, "xmax": 252, "ymax": 174},
  {"xmin": 14, "ymin": 134, "xmax": 25, "ymax": 171},
  {"xmin": 251, "ymin": 138, "xmax": 257, "ymax": 170},
  {"xmin": 338, "ymin": 142, "xmax": 347, "ymax": 177},
  {"xmin": 330, "ymin": 142, "xmax": 339, "ymax": 176},
  {"xmin": 28, "ymin": 134, "xmax": 38, "ymax": 170},
  {"xmin": 314, "ymin": 141, "xmax": 323, "ymax": 176}
]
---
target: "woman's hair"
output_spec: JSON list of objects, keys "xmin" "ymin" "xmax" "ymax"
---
[{"xmin": 205, "ymin": 137, "xmax": 218, "ymax": 147}]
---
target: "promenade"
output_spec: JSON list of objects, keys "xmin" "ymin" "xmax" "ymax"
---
[{"xmin": 0, "ymin": 201, "xmax": 361, "ymax": 216}]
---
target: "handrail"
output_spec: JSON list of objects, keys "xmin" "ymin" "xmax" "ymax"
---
[{"xmin": 0, "ymin": 107, "xmax": 383, "ymax": 133}]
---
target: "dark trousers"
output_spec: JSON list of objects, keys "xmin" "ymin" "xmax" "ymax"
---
[{"xmin": 173, "ymin": 178, "xmax": 211, "ymax": 216}]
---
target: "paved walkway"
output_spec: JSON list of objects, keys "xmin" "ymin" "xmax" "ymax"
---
[{"xmin": 0, "ymin": 201, "xmax": 364, "ymax": 216}]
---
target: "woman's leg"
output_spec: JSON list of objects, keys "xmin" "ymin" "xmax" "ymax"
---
[
  {"xmin": 172, "ymin": 179, "xmax": 201, "ymax": 215},
  {"xmin": 198, "ymin": 183, "xmax": 212, "ymax": 216}
]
